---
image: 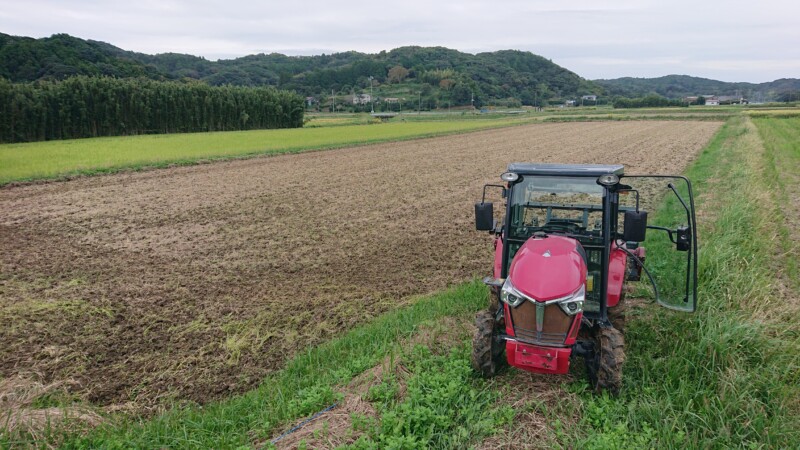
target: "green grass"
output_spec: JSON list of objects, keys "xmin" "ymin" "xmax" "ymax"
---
[
  {"xmin": 338, "ymin": 345, "xmax": 512, "ymax": 449},
  {"xmin": 752, "ymin": 116, "xmax": 800, "ymax": 289},
  {"xmin": 0, "ymin": 117, "xmax": 534, "ymax": 185},
  {"xmin": 561, "ymin": 116, "xmax": 800, "ymax": 448}
]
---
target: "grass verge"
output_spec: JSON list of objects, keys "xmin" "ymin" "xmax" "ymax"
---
[
  {"xmin": 752, "ymin": 116, "xmax": 800, "ymax": 291},
  {"xmin": 558, "ymin": 115, "xmax": 800, "ymax": 448}
]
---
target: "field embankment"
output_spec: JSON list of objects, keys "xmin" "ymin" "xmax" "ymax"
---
[{"xmin": 0, "ymin": 121, "xmax": 720, "ymax": 424}]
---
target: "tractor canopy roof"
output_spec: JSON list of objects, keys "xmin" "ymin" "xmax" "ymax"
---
[{"xmin": 506, "ymin": 163, "xmax": 624, "ymax": 177}]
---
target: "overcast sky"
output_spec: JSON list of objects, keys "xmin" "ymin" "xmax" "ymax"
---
[{"xmin": 1, "ymin": 0, "xmax": 798, "ymax": 82}]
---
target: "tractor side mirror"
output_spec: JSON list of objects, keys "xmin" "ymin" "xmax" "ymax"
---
[
  {"xmin": 623, "ymin": 210, "xmax": 648, "ymax": 242},
  {"xmin": 475, "ymin": 202, "xmax": 494, "ymax": 231}
]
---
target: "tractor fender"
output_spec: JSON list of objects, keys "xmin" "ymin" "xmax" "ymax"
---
[
  {"xmin": 607, "ymin": 243, "xmax": 627, "ymax": 308},
  {"xmin": 493, "ymin": 236, "xmax": 503, "ymax": 279}
]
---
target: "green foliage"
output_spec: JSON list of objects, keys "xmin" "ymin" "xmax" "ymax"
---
[
  {"xmin": 578, "ymin": 393, "xmax": 659, "ymax": 449},
  {"xmin": 0, "ymin": 33, "xmax": 602, "ymax": 109},
  {"xmin": 595, "ymin": 74, "xmax": 800, "ymax": 102},
  {"xmin": 0, "ymin": 76, "xmax": 304, "ymax": 143},
  {"xmin": 342, "ymin": 345, "xmax": 512, "ymax": 449},
  {"xmin": 0, "ymin": 33, "xmax": 164, "ymax": 81},
  {"xmin": 288, "ymin": 385, "xmax": 343, "ymax": 417}
]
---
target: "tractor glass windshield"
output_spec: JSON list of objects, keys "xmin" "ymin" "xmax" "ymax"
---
[{"xmin": 508, "ymin": 176, "xmax": 604, "ymax": 240}]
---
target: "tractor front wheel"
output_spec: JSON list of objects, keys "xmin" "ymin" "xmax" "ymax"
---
[
  {"xmin": 586, "ymin": 326, "xmax": 625, "ymax": 395},
  {"xmin": 471, "ymin": 310, "xmax": 505, "ymax": 377},
  {"xmin": 608, "ymin": 291, "xmax": 626, "ymax": 333}
]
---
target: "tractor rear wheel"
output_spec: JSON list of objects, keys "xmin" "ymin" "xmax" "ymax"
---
[
  {"xmin": 471, "ymin": 310, "xmax": 505, "ymax": 377},
  {"xmin": 586, "ymin": 326, "xmax": 625, "ymax": 395}
]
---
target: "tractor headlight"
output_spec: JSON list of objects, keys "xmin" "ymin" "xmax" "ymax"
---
[
  {"xmin": 597, "ymin": 174, "xmax": 619, "ymax": 186},
  {"xmin": 500, "ymin": 278, "xmax": 525, "ymax": 308},
  {"xmin": 500, "ymin": 172, "xmax": 519, "ymax": 182},
  {"xmin": 557, "ymin": 285, "xmax": 585, "ymax": 316}
]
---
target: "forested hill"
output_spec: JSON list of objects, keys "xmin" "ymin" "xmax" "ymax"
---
[
  {"xmin": 0, "ymin": 33, "xmax": 597, "ymax": 106},
  {"xmin": 594, "ymin": 75, "xmax": 800, "ymax": 102}
]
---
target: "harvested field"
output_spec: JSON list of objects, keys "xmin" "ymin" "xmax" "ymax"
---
[{"xmin": 0, "ymin": 121, "xmax": 721, "ymax": 413}]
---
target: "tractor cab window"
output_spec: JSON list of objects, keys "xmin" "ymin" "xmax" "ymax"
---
[{"xmin": 508, "ymin": 176, "xmax": 604, "ymax": 241}]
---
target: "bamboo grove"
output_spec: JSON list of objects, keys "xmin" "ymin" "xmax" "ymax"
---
[{"xmin": 0, "ymin": 76, "xmax": 305, "ymax": 143}]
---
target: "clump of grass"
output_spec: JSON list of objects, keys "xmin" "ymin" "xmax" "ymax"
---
[
  {"xmin": 341, "ymin": 345, "xmax": 513, "ymax": 449},
  {"xmin": 0, "ymin": 377, "xmax": 104, "ymax": 445}
]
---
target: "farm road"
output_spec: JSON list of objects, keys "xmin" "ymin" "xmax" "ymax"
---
[{"xmin": 0, "ymin": 121, "xmax": 721, "ymax": 412}]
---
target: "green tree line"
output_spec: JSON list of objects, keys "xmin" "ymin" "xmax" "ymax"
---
[
  {"xmin": 1, "ymin": 34, "xmax": 603, "ymax": 108},
  {"xmin": 0, "ymin": 76, "xmax": 304, "ymax": 143}
]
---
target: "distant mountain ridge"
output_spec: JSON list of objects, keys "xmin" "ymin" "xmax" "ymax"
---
[
  {"xmin": 594, "ymin": 75, "xmax": 800, "ymax": 102},
  {"xmin": 0, "ymin": 33, "xmax": 597, "ymax": 107},
  {"xmin": 1, "ymin": 33, "xmax": 797, "ymax": 105}
]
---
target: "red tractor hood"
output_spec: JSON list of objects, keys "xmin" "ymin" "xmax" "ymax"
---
[{"xmin": 508, "ymin": 235, "xmax": 587, "ymax": 301}]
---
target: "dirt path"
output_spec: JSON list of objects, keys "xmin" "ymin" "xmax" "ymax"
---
[{"xmin": 0, "ymin": 121, "xmax": 721, "ymax": 412}]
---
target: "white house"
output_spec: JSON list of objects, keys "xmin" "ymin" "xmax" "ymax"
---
[{"xmin": 353, "ymin": 94, "xmax": 371, "ymax": 105}]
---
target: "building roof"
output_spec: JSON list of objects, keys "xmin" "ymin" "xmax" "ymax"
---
[{"xmin": 506, "ymin": 163, "xmax": 624, "ymax": 177}]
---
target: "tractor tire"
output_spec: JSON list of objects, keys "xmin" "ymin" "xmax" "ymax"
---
[
  {"xmin": 608, "ymin": 292, "xmax": 626, "ymax": 333},
  {"xmin": 587, "ymin": 326, "xmax": 625, "ymax": 395},
  {"xmin": 489, "ymin": 287, "xmax": 501, "ymax": 315},
  {"xmin": 471, "ymin": 310, "xmax": 505, "ymax": 378}
]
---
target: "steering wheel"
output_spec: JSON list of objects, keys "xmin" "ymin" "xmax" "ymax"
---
[{"xmin": 547, "ymin": 218, "xmax": 582, "ymax": 228}]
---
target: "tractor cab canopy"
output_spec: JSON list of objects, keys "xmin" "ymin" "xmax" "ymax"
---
[
  {"xmin": 475, "ymin": 162, "xmax": 698, "ymax": 316},
  {"xmin": 506, "ymin": 163, "xmax": 624, "ymax": 178}
]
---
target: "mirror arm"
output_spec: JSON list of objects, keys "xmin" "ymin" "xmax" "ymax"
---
[
  {"xmin": 482, "ymin": 184, "xmax": 506, "ymax": 203},
  {"xmin": 646, "ymin": 225, "xmax": 678, "ymax": 244}
]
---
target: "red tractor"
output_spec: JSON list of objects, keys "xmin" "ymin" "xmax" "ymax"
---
[{"xmin": 471, "ymin": 163, "xmax": 697, "ymax": 393}]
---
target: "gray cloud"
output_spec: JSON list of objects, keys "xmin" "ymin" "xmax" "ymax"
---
[{"xmin": 0, "ymin": 0, "xmax": 797, "ymax": 82}]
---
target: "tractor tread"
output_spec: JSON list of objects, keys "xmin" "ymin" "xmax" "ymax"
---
[
  {"xmin": 471, "ymin": 310, "xmax": 504, "ymax": 378},
  {"xmin": 594, "ymin": 326, "xmax": 625, "ymax": 395},
  {"xmin": 608, "ymin": 291, "xmax": 627, "ymax": 333}
]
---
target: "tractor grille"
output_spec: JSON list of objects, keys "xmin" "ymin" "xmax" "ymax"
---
[{"xmin": 509, "ymin": 300, "xmax": 573, "ymax": 346}]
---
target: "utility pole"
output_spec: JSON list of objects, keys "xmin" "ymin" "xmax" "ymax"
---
[
  {"xmin": 418, "ymin": 91, "xmax": 421, "ymax": 115},
  {"xmin": 369, "ymin": 76, "xmax": 374, "ymax": 113},
  {"xmin": 332, "ymin": 89, "xmax": 335, "ymax": 113}
]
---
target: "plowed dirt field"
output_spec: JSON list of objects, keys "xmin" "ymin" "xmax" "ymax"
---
[{"xmin": 0, "ymin": 121, "xmax": 721, "ymax": 412}]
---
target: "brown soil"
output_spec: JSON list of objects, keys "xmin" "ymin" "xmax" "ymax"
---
[{"xmin": 0, "ymin": 121, "xmax": 721, "ymax": 413}]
